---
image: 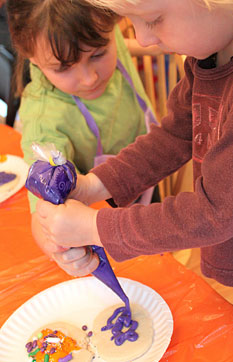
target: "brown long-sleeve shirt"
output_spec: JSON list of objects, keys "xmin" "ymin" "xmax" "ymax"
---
[{"xmin": 92, "ymin": 56, "xmax": 233, "ymax": 286}]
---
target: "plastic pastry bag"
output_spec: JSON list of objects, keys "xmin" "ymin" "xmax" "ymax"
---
[
  {"xmin": 25, "ymin": 143, "xmax": 131, "ymax": 315},
  {"xmin": 25, "ymin": 143, "xmax": 76, "ymax": 205}
]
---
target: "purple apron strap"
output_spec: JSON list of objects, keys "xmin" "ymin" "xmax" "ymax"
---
[
  {"xmin": 116, "ymin": 59, "xmax": 159, "ymax": 127},
  {"xmin": 72, "ymin": 95, "xmax": 103, "ymax": 156}
]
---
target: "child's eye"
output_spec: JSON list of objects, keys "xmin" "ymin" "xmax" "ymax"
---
[
  {"xmin": 54, "ymin": 64, "xmax": 70, "ymax": 73},
  {"xmin": 145, "ymin": 16, "xmax": 163, "ymax": 29},
  {"xmin": 91, "ymin": 50, "xmax": 107, "ymax": 59}
]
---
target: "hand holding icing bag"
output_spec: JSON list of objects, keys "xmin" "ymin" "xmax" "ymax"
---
[{"xmin": 26, "ymin": 144, "xmax": 137, "ymax": 345}]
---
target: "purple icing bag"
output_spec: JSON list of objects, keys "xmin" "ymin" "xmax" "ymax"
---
[
  {"xmin": 26, "ymin": 159, "xmax": 77, "ymax": 204},
  {"xmin": 25, "ymin": 143, "xmax": 77, "ymax": 205},
  {"xmin": 25, "ymin": 144, "xmax": 131, "ymax": 316}
]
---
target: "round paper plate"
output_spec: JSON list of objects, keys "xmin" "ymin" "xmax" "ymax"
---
[
  {"xmin": 0, "ymin": 154, "xmax": 29, "ymax": 203},
  {"xmin": 0, "ymin": 277, "xmax": 173, "ymax": 362}
]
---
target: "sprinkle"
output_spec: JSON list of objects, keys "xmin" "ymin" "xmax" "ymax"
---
[
  {"xmin": 37, "ymin": 332, "xmax": 43, "ymax": 339},
  {"xmin": 25, "ymin": 342, "xmax": 32, "ymax": 349},
  {"xmin": 82, "ymin": 325, "xmax": 88, "ymax": 331},
  {"xmin": 32, "ymin": 340, "xmax": 38, "ymax": 348},
  {"xmin": 87, "ymin": 331, "xmax": 93, "ymax": 337},
  {"xmin": 46, "ymin": 337, "xmax": 60, "ymax": 344},
  {"xmin": 44, "ymin": 354, "xmax": 50, "ymax": 362},
  {"xmin": 58, "ymin": 353, "xmax": 72, "ymax": 362},
  {"xmin": 27, "ymin": 344, "xmax": 34, "ymax": 353},
  {"xmin": 50, "ymin": 347, "xmax": 56, "ymax": 354},
  {"xmin": 28, "ymin": 348, "xmax": 40, "ymax": 356},
  {"xmin": 45, "ymin": 333, "xmax": 56, "ymax": 338}
]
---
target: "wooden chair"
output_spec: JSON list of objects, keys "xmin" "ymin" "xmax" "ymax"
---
[{"xmin": 119, "ymin": 18, "xmax": 192, "ymax": 200}]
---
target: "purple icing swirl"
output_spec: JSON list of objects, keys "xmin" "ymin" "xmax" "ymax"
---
[{"xmin": 101, "ymin": 306, "xmax": 138, "ymax": 345}]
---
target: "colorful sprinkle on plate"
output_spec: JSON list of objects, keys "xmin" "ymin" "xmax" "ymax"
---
[{"xmin": 25, "ymin": 328, "xmax": 81, "ymax": 362}]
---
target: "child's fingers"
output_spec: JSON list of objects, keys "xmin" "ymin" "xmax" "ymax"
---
[
  {"xmin": 53, "ymin": 247, "xmax": 87, "ymax": 264},
  {"xmin": 36, "ymin": 199, "xmax": 56, "ymax": 218},
  {"xmin": 53, "ymin": 249, "xmax": 99, "ymax": 277}
]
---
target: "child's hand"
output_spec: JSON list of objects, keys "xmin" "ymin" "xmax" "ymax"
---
[
  {"xmin": 32, "ymin": 211, "xmax": 98, "ymax": 276},
  {"xmin": 31, "ymin": 212, "xmax": 66, "ymax": 257},
  {"xmin": 52, "ymin": 247, "xmax": 99, "ymax": 277},
  {"xmin": 36, "ymin": 198, "xmax": 103, "ymax": 248},
  {"xmin": 68, "ymin": 173, "xmax": 111, "ymax": 205}
]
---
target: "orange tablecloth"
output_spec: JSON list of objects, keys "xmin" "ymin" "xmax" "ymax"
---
[{"xmin": 0, "ymin": 124, "xmax": 233, "ymax": 361}]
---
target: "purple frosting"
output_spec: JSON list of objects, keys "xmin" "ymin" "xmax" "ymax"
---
[
  {"xmin": 101, "ymin": 306, "xmax": 138, "ymax": 345},
  {"xmin": 0, "ymin": 171, "xmax": 16, "ymax": 186}
]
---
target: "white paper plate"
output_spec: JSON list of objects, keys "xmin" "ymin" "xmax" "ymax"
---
[
  {"xmin": 0, "ymin": 154, "xmax": 29, "ymax": 203},
  {"xmin": 0, "ymin": 277, "xmax": 173, "ymax": 362}
]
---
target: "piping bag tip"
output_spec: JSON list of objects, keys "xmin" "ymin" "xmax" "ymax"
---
[{"xmin": 91, "ymin": 245, "xmax": 131, "ymax": 314}]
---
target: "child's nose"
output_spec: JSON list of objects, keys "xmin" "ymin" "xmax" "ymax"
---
[
  {"xmin": 76, "ymin": 64, "xmax": 98, "ymax": 87},
  {"xmin": 136, "ymin": 31, "xmax": 161, "ymax": 47},
  {"xmin": 133, "ymin": 20, "xmax": 161, "ymax": 47}
]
